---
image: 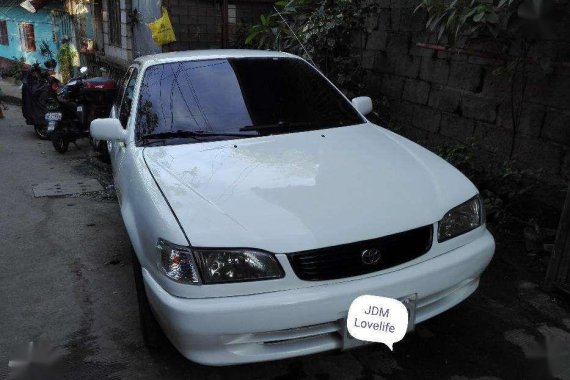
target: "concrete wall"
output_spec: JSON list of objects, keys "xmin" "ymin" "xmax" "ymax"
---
[
  {"xmin": 163, "ymin": 0, "xmax": 271, "ymax": 51},
  {"xmin": 101, "ymin": 0, "xmax": 133, "ymax": 67},
  {"xmin": 164, "ymin": 0, "xmax": 223, "ymax": 51},
  {"xmin": 88, "ymin": 0, "xmax": 271, "ymax": 69},
  {"xmin": 131, "ymin": 0, "xmax": 162, "ymax": 57},
  {"xmin": 358, "ymin": 0, "xmax": 570, "ymax": 181}
]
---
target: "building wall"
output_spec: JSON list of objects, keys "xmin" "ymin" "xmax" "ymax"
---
[
  {"xmin": 86, "ymin": 0, "xmax": 271, "ymax": 71},
  {"xmin": 358, "ymin": 0, "xmax": 570, "ymax": 181},
  {"xmin": 163, "ymin": 0, "xmax": 272, "ymax": 51},
  {"xmin": 100, "ymin": 0, "xmax": 133, "ymax": 67},
  {"xmin": 131, "ymin": 0, "xmax": 161, "ymax": 57},
  {"xmin": 163, "ymin": 0, "xmax": 223, "ymax": 51},
  {"xmin": 0, "ymin": 3, "xmax": 64, "ymax": 68}
]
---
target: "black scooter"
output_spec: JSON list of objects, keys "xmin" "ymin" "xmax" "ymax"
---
[
  {"xmin": 48, "ymin": 67, "xmax": 117, "ymax": 154},
  {"xmin": 21, "ymin": 61, "xmax": 59, "ymax": 139}
]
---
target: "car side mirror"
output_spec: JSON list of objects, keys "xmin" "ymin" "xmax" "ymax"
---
[
  {"xmin": 352, "ymin": 96, "xmax": 373, "ymax": 116},
  {"xmin": 90, "ymin": 118, "xmax": 127, "ymax": 142}
]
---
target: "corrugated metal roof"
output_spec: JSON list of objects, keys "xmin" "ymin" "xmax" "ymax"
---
[{"xmin": 20, "ymin": 0, "xmax": 54, "ymax": 13}]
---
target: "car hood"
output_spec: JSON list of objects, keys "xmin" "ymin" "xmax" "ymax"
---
[{"xmin": 143, "ymin": 124, "xmax": 477, "ymax": 253}]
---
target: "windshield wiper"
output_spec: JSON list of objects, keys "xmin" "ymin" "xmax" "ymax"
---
[
  {"xmin": 141, "ymin": 130, "xmax": 255, "ymax": 145},
  {"xmin": 239, "ymin": 121, "xmax": 324, "ymax": 132}
]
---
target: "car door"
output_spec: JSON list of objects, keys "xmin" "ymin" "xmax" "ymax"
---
[{"xmin": 110, "ymin": 65, "xmax": 139, "ymax": 205}]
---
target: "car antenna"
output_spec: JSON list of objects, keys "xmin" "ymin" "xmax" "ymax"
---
[{"xmin": 272, "ymin": 3, "xmax": 319, "ymax": 69}]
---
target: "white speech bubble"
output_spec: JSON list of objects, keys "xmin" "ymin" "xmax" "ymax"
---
[{"xmin": 347, "ymin": 295, "xmax": 409, "ymax": 350}]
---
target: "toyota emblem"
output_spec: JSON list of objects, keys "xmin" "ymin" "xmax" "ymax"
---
[{"xmin": 361, "ymin": 248, "xmax": 382, "ymax": 265}]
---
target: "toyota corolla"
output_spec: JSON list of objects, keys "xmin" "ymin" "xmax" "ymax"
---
[{"xmin": 90, "ymin": 50, "xmax": 494, "ymax": 366}]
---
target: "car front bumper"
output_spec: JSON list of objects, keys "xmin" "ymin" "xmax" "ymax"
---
[{"xmin": 143, "ymin": 230, "xmax": 494, "ymax": 366}]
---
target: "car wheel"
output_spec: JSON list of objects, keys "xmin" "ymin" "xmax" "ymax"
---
[
  {"xmin": 97, "ymin": 140, "xmax": 111, "ymax": 164},
  {"xmin": 51, "ymin": 130, "xmax": 69, "ymax": 154},
  {"xmin": 131, "ymin": 248, "xmax": 167, "ymax": 349},
  {"xmin": 34, "ymin": 124, "xmax": 49, "ymax": 140}
]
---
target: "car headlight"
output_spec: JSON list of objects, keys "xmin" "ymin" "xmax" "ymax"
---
[
  {"xmin": 438, "ymin": 195, "xmax": 484, "ymax": 242},
  {"xmin": 157, "ymin": 239, "xmax": 284, "ymax": 284},
  {"xmin": 157, "ymin": 239, "xmax": 201, "ymax": 284},
  {"xmin": 194, "ymin": 249, "xmax": 284, "ymax": 284}
]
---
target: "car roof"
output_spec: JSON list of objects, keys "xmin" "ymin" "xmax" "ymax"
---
[{"xmin": 133, "ymin": 49, "xmax": 299, "ymax": 67}]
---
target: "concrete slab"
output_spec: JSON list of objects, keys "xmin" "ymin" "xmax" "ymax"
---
[{"xmin": 32, "ymin": 178, "xmax": 103, "ymax": 197}]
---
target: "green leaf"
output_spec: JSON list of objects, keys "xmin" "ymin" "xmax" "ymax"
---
[
  {"xmin": 413, "ymin": 3, "xmax": 423, "ymax": 14},
  {"xmin": 486, "ymin": 11, "xmax": 499, "ymax": 23},
  {"xmin": 245, "ymin": 29, "xmax": 262, "ymax": 45},
  {"xmin": 426, "ymin": 15, "xmax": 435, "ymax": 29},
  {"xmin": 432, "ymin": 12, "xmax": 448, "ymax": 31},
  {"xmin": 437, "ymin": 23, "xmax": 446, "ymax": 41},
  {"xmin": 463, "ymin": 8, "xmax": 478, "ymax": 19}
]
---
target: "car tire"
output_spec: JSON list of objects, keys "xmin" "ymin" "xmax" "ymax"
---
[
  {"xmin": 97, "ymin": 140, "xmax": 111, "ymax": 164},
  {"xmin": 34, "ymin": 124, "xmax": 49, "ymax": 140},
  {"xmin": 51, "ymin": 130, "xmax": 69, "ymax": 154},
  {"xmin": 131, "ymin": 248, "xmax": 167, "ymax": 349}
]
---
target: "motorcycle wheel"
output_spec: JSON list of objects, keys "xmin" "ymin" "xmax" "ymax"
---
[
  {"xmin": 51, "ymin": 130, "xmax": 69, "ymax": 154},
  {"xmin": 34, "ymin": 125, "xmax": 49, "ymax": 140}
]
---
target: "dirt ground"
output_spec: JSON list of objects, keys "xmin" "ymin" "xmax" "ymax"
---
[{"xmin": 1, "ymin": 104, "xmax": 569, "ymax": 380}]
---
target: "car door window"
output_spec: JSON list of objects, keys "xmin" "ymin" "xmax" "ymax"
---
[
  {"xmin": 119, "ymin": 67, "xmax": 139, "ymax": 128},
  {"xmin": 115, "ymin": 68, "xmax": 132, "ymax": 109}
]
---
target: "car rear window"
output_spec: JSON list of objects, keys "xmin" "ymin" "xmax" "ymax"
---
[{"xmin": 135, "ymin": 57, "xmax": 364, "ymax": 143}]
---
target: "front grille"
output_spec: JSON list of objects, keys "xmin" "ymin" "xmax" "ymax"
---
[{"xmin": 288, "ymin": 225, "xmax": 433, "ymax": 281}]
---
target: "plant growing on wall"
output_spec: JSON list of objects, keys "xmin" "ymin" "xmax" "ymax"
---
[
  {"xmin": 39, "ymin": 40, "xmax": 57, "ymax": 69},
  {"xmin": 414, "ymin": 0, "xmax": 552, "ymax": 158},
  {"xmin": 40, "ymin": 40, "xmax": 54, "ymax": 59},
  {"xmin": 414, "ymin": 0, "xmax": 518, "ymax": 48},
  {"xmin": 56, "ymin": 43, "xmax": 77, "ymax": 83},
  {"xmin": 245, "ymin": 0, "xmax": 379, "ymax": 97}
]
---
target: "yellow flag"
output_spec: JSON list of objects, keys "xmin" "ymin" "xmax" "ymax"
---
[{"xmin": 148, "ymin": 7, "xmax": 176, "ymax": 46}]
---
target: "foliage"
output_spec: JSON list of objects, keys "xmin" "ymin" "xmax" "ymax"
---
[
  {"xmin": 57, "ymin": 43, "xmax": 77, "ymax": 83},
  {"xmin": 434, "ymin": 141, "xmax": 474, "ymax": 171},
  {"xmin": 414, "ymin": 0, "xmax": 519, "ymax": 49},
  {"xmin": 245, "ymin": 0, "xmax": 379, "ymax": 96},
  {"xmin": 415, "ymin": 0, "xmax": 555, "ymax": 160},
  {"xmin": 5, "ymin": 57, "xmax": 26, "ymax": 81},
  {"xmin": 245, "ymin": 0, "xmax": 309, "ymax": 51},
  {"xmin": 435, "ymin": 141, "xmax": 545, "ymax": 225},
  {"xmin": 39, "ymin": 40, "xmax": 53, "ymax": 59}
]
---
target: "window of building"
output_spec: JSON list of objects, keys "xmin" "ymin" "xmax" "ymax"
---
[
  {"xmin": 107, "ymin": 0, "xmax": 121, "ymax": 46},
  {"xmin": 20, "ymin": 23, "xmax": 36, "ymax": 52},
  {"xmin": 0, "ymin": 21, "xmax": 8, "ymax": 46},
  {"xmin": 228, "ymin": 4, "xmax": 237, "ymax": 24}
]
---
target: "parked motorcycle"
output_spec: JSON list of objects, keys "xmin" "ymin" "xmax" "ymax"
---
[
  {"xmin": 48, "ymin": 67, "xmax": 117, "ymax": 154},
  {"xmin": 21, "ymin": 62, "xmax": 59, "ymax": 139}
]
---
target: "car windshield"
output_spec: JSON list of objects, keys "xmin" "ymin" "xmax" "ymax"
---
[{"xmin": 135, "ymin": 57, "xmax": 364, "ymax": 144}]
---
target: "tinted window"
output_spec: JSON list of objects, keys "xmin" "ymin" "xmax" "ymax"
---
[
  {"xmin": 135, "ymin": 58, "xmax": 363, "ymax": 144},
  {"xmin": 119, "ymin": 67, "xmax": 138, "ymax": 127}
]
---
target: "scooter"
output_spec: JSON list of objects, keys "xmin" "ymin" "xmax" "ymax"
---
[
  {"xmin": 47, "ymin": 67, "xmax": 117, "ymax": 154},
  {"xmin": 21, "ymin": 62, "xmax": 58, "ymax": 139}
]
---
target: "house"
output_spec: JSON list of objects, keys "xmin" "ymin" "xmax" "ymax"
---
[{"xmin": 0, "ymin": 0, "xmax": 74, "ymax": 71}]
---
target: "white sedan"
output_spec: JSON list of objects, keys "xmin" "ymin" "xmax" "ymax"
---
[{"xmin": 91, "ymin": 50, "xmax": 494, "ymax": 366}]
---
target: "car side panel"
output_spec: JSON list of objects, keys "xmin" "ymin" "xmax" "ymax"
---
[{"xmin": 118, "ymin": 147, "xmax": 189, "ymax": 288}]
